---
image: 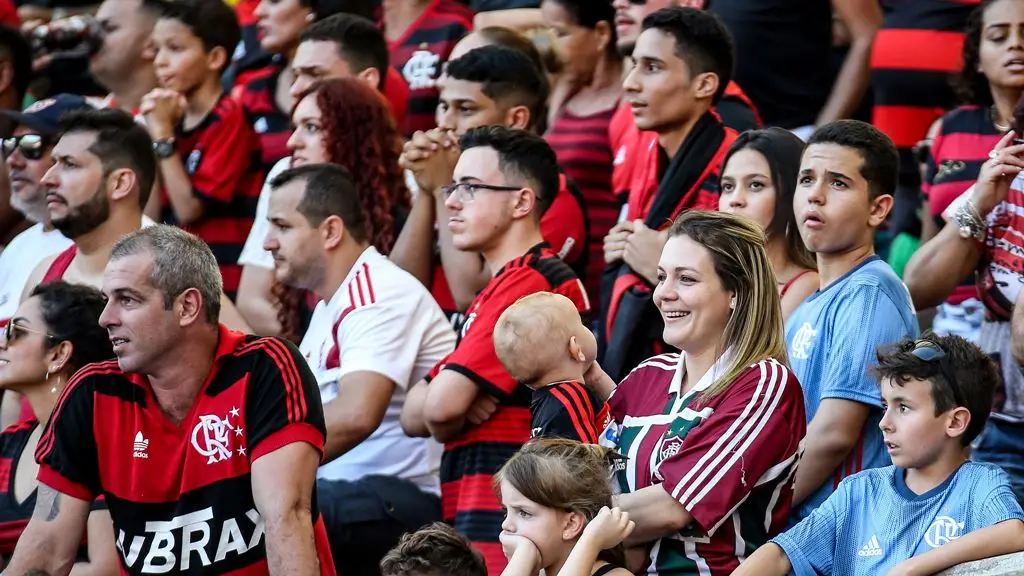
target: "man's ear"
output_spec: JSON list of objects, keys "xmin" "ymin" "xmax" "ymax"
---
[
  {"xmin": 108, "ymin": 168, "xmax": 139, "ymax": 203},
  {"xmin": 321, "ymin": 215, "xmax": 347, "ymax": 250},
  {"xmin": 693, "ymin": 71, "xmax": 720, "ymax": 102},
  {"xmin": 506, "ymin": 105, "xmax": 532, "ymax": 130},
  {"xmin": 357, "ymin": 67, "xmax": 382, "ymax": 91},
  {"xmin": 206, "ymin": 46, "xmax": 229, "ymax": 74}
]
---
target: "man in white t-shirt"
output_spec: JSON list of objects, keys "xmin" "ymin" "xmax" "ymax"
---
[
  {"xmin": 0, "ymin": 95, "xmax": 92, "ymax": 325},
  {"xmin": 263, "ymin": 162, "xmax": 455, "ymax": 574}
]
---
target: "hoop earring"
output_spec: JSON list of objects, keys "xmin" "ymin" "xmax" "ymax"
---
[{"xmin": 46, "ymin": 369, "xmax": 61, "ymax": 394}]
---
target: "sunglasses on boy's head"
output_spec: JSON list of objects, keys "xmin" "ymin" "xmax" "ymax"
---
[
  {"xmin": 3, "ymin": 321, "xmax": 56, "ymax": 345},
  {"xmin": 2, "ymin": 134, "xmax": 51, "ymax": 161},
  {"xmin": 910, "ymin": 340, "xmax": 967, "ymax": 408}
]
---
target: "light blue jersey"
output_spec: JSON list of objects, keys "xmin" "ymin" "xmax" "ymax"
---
[
  {"xmin": 773, "ymin": 463, "xmax": 1024, "ymax": 576},
  {"xmin": 785, "ymin": 256, "xmax": 919, "ymax": 521}
]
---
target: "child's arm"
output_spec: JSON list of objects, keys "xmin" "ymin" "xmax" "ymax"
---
[
  {"xmin": 141, "ymin": 89, "xmax": 206, "ymax": 225},
  {"xmin": 558, "ymin": 507, "xmax": 635, "ymax": 576},
  {"xmin": 731, "ymin": 543, "xmax": 793, "ymax": 576},
  {"xmin": 886, "ymin": 519, "xmax": 1024, "ymax": 576}
]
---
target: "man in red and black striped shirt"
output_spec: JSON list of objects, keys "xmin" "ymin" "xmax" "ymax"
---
[
  {"xmin": 383, "ymin": 0, "xmax": 474, "ymax": 137},
  {"xmin": 6, "ymin": 225, "xmax": 335, "ymax": 575},
  {"xmin": 400, "ymin": 127, "xmax": 589, "ymax": 574}
]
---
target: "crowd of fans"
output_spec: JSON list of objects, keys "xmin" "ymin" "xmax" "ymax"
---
[{"xmin": 1, "ymin": 0, "xmax": 1024, "ymax": 575}]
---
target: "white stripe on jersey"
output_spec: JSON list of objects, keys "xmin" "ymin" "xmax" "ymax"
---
[
  {"xmin": 687, "ymin": 362, "xmax": 790, "ymax": 509},
  {"xmin": 672, "ymin": 360, "xmax": 788, "ymax": 506}
]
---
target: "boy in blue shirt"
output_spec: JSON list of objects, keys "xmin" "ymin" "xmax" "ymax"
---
[
  {"xmin": 734, "ymin": 334, "xmax": 1024, "ymax": 576},
  {"xmin": 786, "ymin": 120, "xmax": 919, "ymax": 522}
]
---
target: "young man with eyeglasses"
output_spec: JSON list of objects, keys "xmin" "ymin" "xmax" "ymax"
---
[
  {"xmin": 0, "ymin": 95, "xmax": 89, "ymax": 327},
  {"xmin": 785, "ymin": 120, "xmax": 919, "ymax": 524},
  {"xmin": 400, "ymin": 126, "xmax": 589, "ymax": 574},
  {"xmin": 262, "ymin": 163, "xmax": 456, "ymax": 574},
  {"xmin": 734, "ymin": 334, "xmax": 1024, "ymax": 576}
]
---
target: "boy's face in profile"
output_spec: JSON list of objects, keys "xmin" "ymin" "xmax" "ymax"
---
[
  {"xmin": 151, "ymin": 18, "xmax": 221, "ymax": 94},
  {"xmin": 878, "ymin": 376, "xmax": 967, "ymax": 469}
]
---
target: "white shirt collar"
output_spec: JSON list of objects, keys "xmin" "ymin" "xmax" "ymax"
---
[{"xmin": 668, "ymin": 348, "xmax": 734, "ymax": 398}]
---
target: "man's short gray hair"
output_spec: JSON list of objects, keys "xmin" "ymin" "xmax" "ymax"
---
[{"xmin": 111, "ymin": 224, "xmax": 222, "ymax": 324}]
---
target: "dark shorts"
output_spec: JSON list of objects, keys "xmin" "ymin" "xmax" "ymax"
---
[{"xmin": 317, "ymin": 475, "xmax": 442, "ymax": 576}]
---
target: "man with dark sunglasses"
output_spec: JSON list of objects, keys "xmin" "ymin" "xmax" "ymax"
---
[{"xmin": 0, "ymin": 95, "xmax": 90, "ymax": 328}]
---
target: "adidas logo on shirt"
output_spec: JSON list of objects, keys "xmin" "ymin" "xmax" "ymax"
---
[
  {"xmin": 857, "ymin": 535, "xmax": 883, "ymax": 557},
  {"xmin": 133, "ymin": 431, "xmax": 149, "ymax": 459}
]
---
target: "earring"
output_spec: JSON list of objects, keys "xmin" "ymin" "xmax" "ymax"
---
[
  {"xmin": 306, "ymin": 12, "xmax": 315, "ymax": 22},
  {"xmin": 730, "ymin": 297, "xmax": 736, "ymax": 310},
  {"xmin": 51, "ymin": 375, "xmax": 61, "ymax": 395}
]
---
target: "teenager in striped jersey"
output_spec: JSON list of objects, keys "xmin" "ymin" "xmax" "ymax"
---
[{"xmin": 584, "ymin": 211, "xmax": 806, "ymax": 575}]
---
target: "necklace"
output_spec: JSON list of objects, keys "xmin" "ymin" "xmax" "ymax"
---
[{"xmin": 992, "ymin": 105, "xmax": 1010, "ymax": 133}]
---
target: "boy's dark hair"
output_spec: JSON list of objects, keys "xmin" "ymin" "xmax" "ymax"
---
[
  {"xmin": 299, "ymin": 14, "xmax": 388, "ymax": 91},
  {"xmin": 379, "ymin": 522, "xmax": 486, "ymax": 576},
  {"xmin": 445, "ymin": 45, "xmax": 549, "ymax": 134},
  {"xmin": 872, "ymin": 333, "xmax": 999, "ymax": 446},
  {"xmin": 147, "ymin": 0, "xmax": 241, "ymax": 70},
  {"xmin": 808, "ymin": 120, "xmax": 899, "ymax": 200},
  {"xmin": 268, "ymin": 163, "xmax": 368, "ymax": 243},
  {"xmin": 58, "ymin": 108, "xmax": 157, "ymax": 208},
  {"xmin": 460, "ymin": 125, "xmax": 560, "ymax": 217},
  {"xmin": 0, "ymin": 25, "xmax": 32, "ymax": 104},
  {"xmin": 641, "ymin": 7, "xmax": 734, "ymax": 104}
]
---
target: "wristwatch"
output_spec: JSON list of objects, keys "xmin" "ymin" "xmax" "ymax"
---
[{"xmin": 153, "ymin": 138, "xmax": 176, "ymax": 160}]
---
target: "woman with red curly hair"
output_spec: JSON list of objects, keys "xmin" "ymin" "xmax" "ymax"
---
[{"xmin": 237, "ymin": 77, "xmax": 410, "ymax": 341}]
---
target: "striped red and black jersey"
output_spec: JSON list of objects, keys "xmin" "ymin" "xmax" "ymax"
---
[
  {"xmin": 426, "ymin": 243, "xmax": 589, "ymax": 574},
  {"xmin": 230, "ymin": 56, "xmax": 411, "ymax": 174},
  {"xmin": 923, "ymin": 105, "xmax": 999, "ymax": 305},
  {"xmin": 870, "ymin": 0, "xmax": 979, "ymax": 179},
  {"xmin": 530, "ymin": 380, "xmax": 612, "ymax": 445},
  {"xmin": 230, "ymin": 56, "xmax": 291, "ymax": 175},
  {"xmin": 35, "ymin": 326, "xmax": 335, "ymax": 575},
  {"xmin": 385, "ymin": 0, "xmax": 473, "ymax": 137},
  {"xmin": 546, "ymin": 107, "xmax": 619, "ymax": 305},
  {"xmin": 0, "ymin": 420, "xmax": 107, "ymax": 556},
  {"xmin": 164, "ymin": 94, "xmax": 263, "ymax": 300}
]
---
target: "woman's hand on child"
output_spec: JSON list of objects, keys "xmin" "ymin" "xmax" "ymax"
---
[
  {"xmin": 581, "ymin": 506, "xmax": 635, "ymax": 550},
  {"xmin": 500, "ymin": 531, "xmax": 542, "ymax": 567}
]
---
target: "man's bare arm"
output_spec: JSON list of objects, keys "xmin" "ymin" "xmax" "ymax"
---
[
  {"xmin": 252, "ymin": 442, "xmax": 321, "ymax": 576},
  {"xmin": 5, "ymin": 485, "xmax": 92, "ymax": 576}
]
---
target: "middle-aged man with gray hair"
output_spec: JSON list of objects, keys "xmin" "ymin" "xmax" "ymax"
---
[{"xmin": 5, "ymin": 224, "xmax": 337, "ymax": 576}]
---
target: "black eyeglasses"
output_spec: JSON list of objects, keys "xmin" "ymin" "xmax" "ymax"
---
[
  {"xmin": 441, "ymin": 182, "xmax": 524, "ymax": 203},
  {"xmin": 2, "ymin": 134, "xmax": 51, "ymax": 161},
  {"xmin": 910, "ymin": 340, "xmax": 967, "ymax": 408},
  {"xmin": 3, "ymin": 321, "xmax": 56, "ymax": 344}
]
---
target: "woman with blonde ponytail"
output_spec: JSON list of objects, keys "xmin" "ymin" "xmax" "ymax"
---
[
  {"xmin": 584, "ymin": 211, "xmax": 808, "ymax": 575},
  {"xmin": 494, "ymin": 439, "xmax": 634, "ymax": 576}
]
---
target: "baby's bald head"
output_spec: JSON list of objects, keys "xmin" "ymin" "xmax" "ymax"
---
[{"xmin": 493, "ymin": 292, "xmax": 594, "ymax": 387}]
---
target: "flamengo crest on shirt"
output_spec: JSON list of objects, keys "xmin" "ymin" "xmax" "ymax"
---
[
  {"xmin": 790, "ymin": 322, "xmax": 817, "ymax": 360},
  {"xmin": 190, "ymin": 407, "xmax": 246, "ymax": 464},
  {"xmin": 116, "ymin": 507, "xmax": 264, "ymax": 572},
  {"xmin": 402, "ymin": 48, "xmax": 440, "ymax": 91}
]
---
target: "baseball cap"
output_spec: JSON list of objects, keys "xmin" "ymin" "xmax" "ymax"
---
[{"xmin": 0, "ymin": 94, "xmax": 95, "ymax": 135}]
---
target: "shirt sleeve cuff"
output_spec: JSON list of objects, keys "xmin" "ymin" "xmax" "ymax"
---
[
  {"xmin": 445, "ymin": 363, "xmax": 511, "ymax": 399},
  {"xmin": 38, "ymin": 465, "xmax": 95, "ymax": 502},
  {"xmin": 771, "ymin": 533, "xmax": 816, "ymax": 576},
  {"xmin": 251, "ymin": 422, "xmax": 325, "ymax": 463}
]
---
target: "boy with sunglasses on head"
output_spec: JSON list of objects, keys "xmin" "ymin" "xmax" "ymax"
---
[{"xmin": 734, "ymin": 333, "xmax": 1024, "ymax": 576}]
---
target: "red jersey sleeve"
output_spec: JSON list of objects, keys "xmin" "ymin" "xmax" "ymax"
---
[
  {"xmin": 656, "ymin": 360, "xmax": 805, "ymax": 536},
  {"xmin": 437, "ymin": 270, "xmax": 554, "ymax": 399},
  {"xmin": 540, "ymin": 179, "xmax": 587, "ymax": 266},
  {"xmin": 244, "ymin": 337, "xmax": 327, "ymax": 462},
  {"xmin": 36, "ymin": 365, "xmax": 105, "ymax": 501},
  {"xmin": 383, "ymin": 68, "xmax": 409, "ymax": 130},
  {"xmin": 183, "ymin": 101, "xmax": 259, "ymax": 204}
]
